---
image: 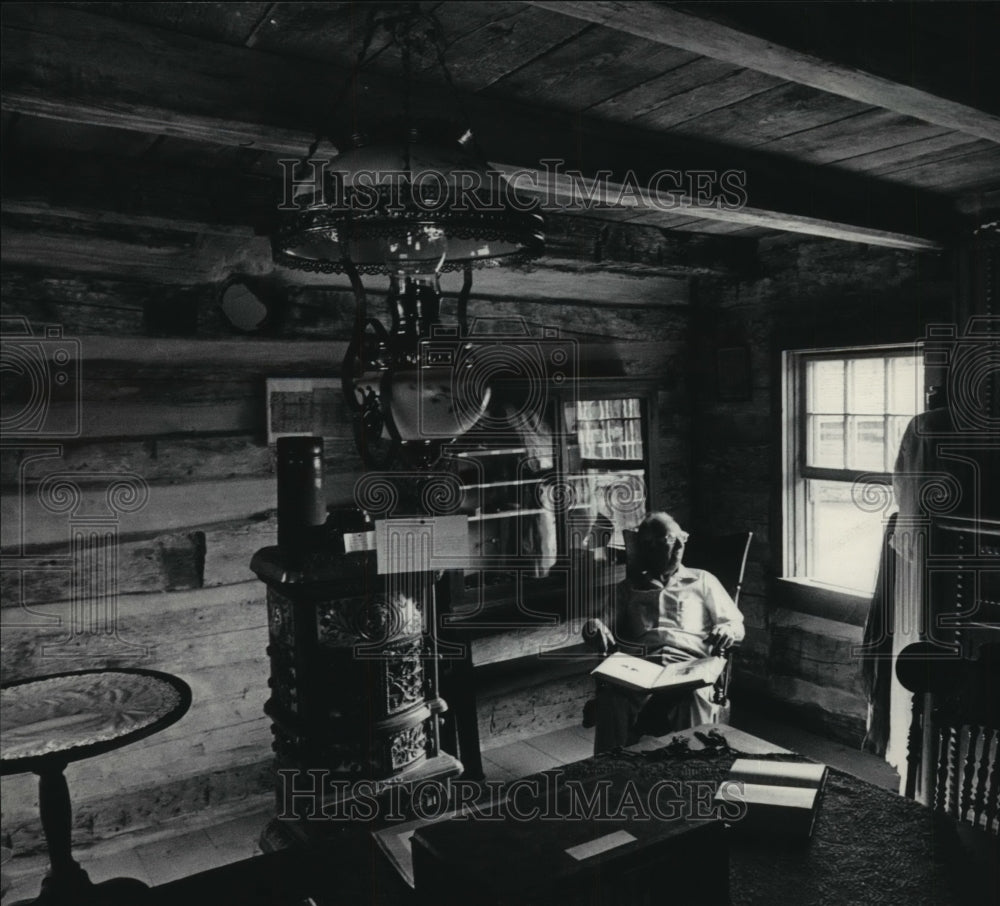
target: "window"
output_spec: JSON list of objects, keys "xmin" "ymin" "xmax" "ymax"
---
[
  {"xmin": 783, "ymin": 346, "xmax": 923, "ymax": 594},
  {"xmin": 445, "ymin": 379, "xmax": 656, "ymax": 613},
  {"xmin": 563, "ymin": 396, "xmax": 648, "ymax": 550}
]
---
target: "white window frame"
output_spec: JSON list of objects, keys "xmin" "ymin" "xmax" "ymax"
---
[{"xmin": 782, "ymin": 342, "xmax": 923, "ymax": 591}]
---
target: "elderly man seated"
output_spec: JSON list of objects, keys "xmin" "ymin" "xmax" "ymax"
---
[{"xmin": 585, "ymin": 512, "xmax": 744, "ymax": 753}]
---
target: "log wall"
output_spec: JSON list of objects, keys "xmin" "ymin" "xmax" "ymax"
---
[
  {"xmin": 2, "ymin": 204, "xmax": 954, "ymax": 851},
  {"xmin": 689, "ymin": 236, "xmax": 953, "ymax": 743},
  {"xmin": 0, "ymin": 219, "xmax": 698, "ymax": 851}
]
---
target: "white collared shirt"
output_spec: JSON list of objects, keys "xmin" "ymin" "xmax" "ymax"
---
[{"xmin": 620, "ymin": 565, "xmax": 745, "ymax": 661}]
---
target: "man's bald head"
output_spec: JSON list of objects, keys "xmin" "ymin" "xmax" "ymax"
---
[
  {"xmin": 635, "ymin": 512, "xmax": 688, "ymax": 579},
  {"xmin": 637, "ymin": 512, "xmax": 683, "ymax": 542}
]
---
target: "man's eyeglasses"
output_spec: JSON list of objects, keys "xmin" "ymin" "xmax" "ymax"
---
[{"xmin": 651, "ymin": 531, "xmax": 689, "ymax": 546}]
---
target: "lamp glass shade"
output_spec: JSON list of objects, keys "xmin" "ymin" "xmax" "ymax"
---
[
  {"xmin": 274, "ymin": 131, "xmax": 543, "ymax": 275},
  {"xmin": 385, "ymin": 368, "xmax": 492, "ymax": 442}
]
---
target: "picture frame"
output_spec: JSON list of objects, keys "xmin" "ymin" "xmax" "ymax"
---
[{"xmin": 265, "ymin": 377, "xmax": 342, "ymax": 444}]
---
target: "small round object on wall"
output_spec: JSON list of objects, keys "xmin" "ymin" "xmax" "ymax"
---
[{"xmin": 219, "ymin": 276, "xmax": 272, "ymax": 333}]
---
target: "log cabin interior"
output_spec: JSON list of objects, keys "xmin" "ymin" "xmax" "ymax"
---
[{"xmin": 1, "ymin": 2, "xmax": 998, "ymax": 903}]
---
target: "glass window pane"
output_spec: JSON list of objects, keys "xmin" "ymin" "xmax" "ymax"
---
[
  {"xmin": 888, "ymin": 356, "xmax": 921, "ymax": 414},
  {"xmin": 847, "ymin": 416, "xmax": 886, "ymax": 470},
  {"xmin": 624, "ymin": 418, "xmax": 643, "ymax": 460},
  {"xmin": 806, "ymin": 360, "xmax": 844, "ymax": 413},
  {"xmin": 605, "ymin": 420, "xmax": 624, "ymax": 459},
  {"xmin": 563, "ymin": 402, "xmax": 578, "ymax": 434},
  {"xmin": 847, "ymin": 358, "xmax": 885, "ymax": 414},
  {"xmin": 585, "ymin": 469, "xmax": 647, "ymax": 536},
  {"xmin": 805, "ymin": 479, "xmax": 886, "ymax": 593},
  {"xmin": 576, "ymin": 399, "xmax": 644, "ymax": 461},
  {"xmin": 887, "ymin": 415, "xmax": 913, "ymax": 469},
  {"xmin": 807, "ymin": 415, "xmax": 845, "ymax": 468},
  {"xmin": 793, "ymin": 351, "xmax": 922, "ymax": 588}
]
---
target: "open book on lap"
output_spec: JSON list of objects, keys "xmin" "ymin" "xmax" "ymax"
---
[{"xmin": 591, "ymin": 652, "xmax": 726, "ymax": 693}]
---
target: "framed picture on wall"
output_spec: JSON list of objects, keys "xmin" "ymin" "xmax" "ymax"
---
[
  {"xmin": 716, "ymin": 346, "xmax": 752, "ymax": 401},
  {"xmin": 265, "ymin": 377, "xmax": 342, "ymax": 444}
]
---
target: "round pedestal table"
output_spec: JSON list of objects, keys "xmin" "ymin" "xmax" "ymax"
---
[{"xmin": 1, "ymin": 669, "xmax": 191, "ymax": 906}]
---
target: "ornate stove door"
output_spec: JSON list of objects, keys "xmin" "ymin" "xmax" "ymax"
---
[{"xmin": 253, "ymin": 547, "xmax": 460, "ymax": 847}]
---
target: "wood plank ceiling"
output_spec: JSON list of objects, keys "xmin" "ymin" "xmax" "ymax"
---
[{"xmin": 2, "ymin": 1, "xmax": 998, "ymax": 259}]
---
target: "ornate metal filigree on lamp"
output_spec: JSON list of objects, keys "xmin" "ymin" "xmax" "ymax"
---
[{"xmin": 272, "ymin": 4, "xmax": 545, "ymax": 468}]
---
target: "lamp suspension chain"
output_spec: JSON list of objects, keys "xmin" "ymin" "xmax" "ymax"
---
[
  {"xmin": 401, "ymin": 29, "xmax": 413, "ymax": 179},
  {"xmin": 306, "ymin": 10, "xmax": 382, "ymax": 161},
  {"xmin": 430, "ymin": 23, "xmax": 484, "ymax": 159}
]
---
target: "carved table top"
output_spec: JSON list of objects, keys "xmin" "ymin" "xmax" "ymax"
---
[{"xmin": 1, "ymin": 668, "xmax": 191, "ymax": 773}]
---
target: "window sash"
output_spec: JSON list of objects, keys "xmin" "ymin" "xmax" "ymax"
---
[
  {"xmin": 800, "ymin": 352, "xmax": 919, "ymax": 471},
  {"xmin": 785, "ymin": 344, "xmax": 921, "ymax": 592}
]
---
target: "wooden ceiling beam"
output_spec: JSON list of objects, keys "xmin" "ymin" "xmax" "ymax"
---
[
  {"xmin": 0, "ymin": 148, "xmax": 274, "ymax": 233},
  {"xmin": 525, "ymin": 1, "xmax": 1000, "ymax": 143},
  {"xmin": 506, "ymin": 167, "xmax": 945, "ymax": 252},
  {"xmin": 1, "ymin": 148, "xmax": 757, "ymax": 277},
  {"xmin": 1, "ymin": 5, "xmax": 960, "ymax": 251},
  {"xmin": 0, "ymin": 4, "xmax": 324, "ymax": 155},
  {"xmin": 0, "ymin": 222, "xmax": 697, "ymax": 308}
]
